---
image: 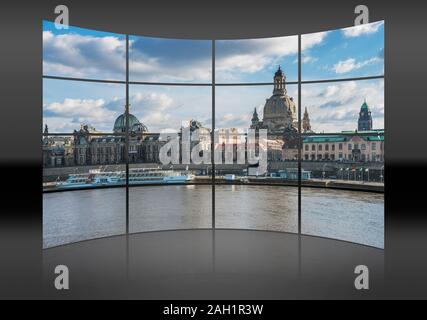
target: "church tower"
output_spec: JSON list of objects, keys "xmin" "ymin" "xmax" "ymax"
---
[
  {"xmin": 357, "ymin": 100, "xmax": 373, "ymax": 131},
  {"xmin": 250, "ymin": 108, "xmax": 260, "ymax": 129},
  {"xmin": 43, "ymin": 124, "xmax": 49, "ymax": 145},
  {"xmin": 273, "ymin": 65, "xmax": 286, "ymax": 95},
  {"xmin": 302, "ymin": 107, "xmax": 312, "ymax": 133}
]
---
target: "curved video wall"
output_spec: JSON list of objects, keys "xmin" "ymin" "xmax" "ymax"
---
[{"xmin": 42, "ymin": 20, "xmax": 384, "ymax": 249}]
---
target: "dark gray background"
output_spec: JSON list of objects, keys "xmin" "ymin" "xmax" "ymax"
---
[{"xmin": 0, "ymin": 0, "xmax": 426, "ymax": 299}]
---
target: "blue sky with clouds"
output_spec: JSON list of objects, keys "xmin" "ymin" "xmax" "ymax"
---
[
  {"xmin": 43, "ymin": 20, "xmax": 384, "ymax": 133},
  {"xmin": 302, "ymin": 21, "xmax": 384, "ymax": 80},
  {"xmin": 43, "ymin": 21, "xmax": 126, "ymax": 80},
  {"xmin": 302, "ymin": 79, "xmax": 384, "ymax": 133},
  {"xmin": 43, "ymin": 79, "xmax": 125, "ymax": 132}
]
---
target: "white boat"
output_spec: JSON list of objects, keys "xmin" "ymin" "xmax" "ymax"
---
[
  {"xmin": 240, "ymin": 177, "xmax": 249, "ymax": 183},
  {"xmin": 55, "ymin": 168, "xmax": 194, "ymax": 189},
  {"xmin": 56, "ymin": 172, "xmax": 123, "ymax": 189},
  {"xmin": 224, "ymin": 174, "xmax": 236, "ymax": 182},
  {"xmin": 126, "ymin": 168, "xmax": 194, "ymax": 185}
]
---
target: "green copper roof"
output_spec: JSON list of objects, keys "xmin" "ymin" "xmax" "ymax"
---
[
  {"xmin": 303, "ymin": 136, "xmax": 346, "ymax": 143},
  {"xmin": 303, "ymin": 130, "xmax": 384, "ymax": 143},
  {"xmin": 360, "ymin": 101, "xmax": 369, "ymax": 110},
  {"xmin": 364, "ymin": 135, "xmax": 384, "ymax": 141}
]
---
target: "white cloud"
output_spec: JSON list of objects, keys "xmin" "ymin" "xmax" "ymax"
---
[
  {"xmin": 43, "ymin": 30, "xmax": 126, "ymax": 79},
  {"xmin": 44, "ymin": 27, "xmax": 329, "ymax": 83},
  {"xmin": 131, "ymin": 92, "xmax": 174, "ymax": 111},
  {"xmin": 216, "ymin": 113, "xmax": 252, "ymax": 129},
  {"xmin": 301, "ymin": 55, "xmax": 318, "ymax": 64},
  {"xmin": 303, "ymin": 80, "xmax": 384, "ymax": 132},
  {"xmin": 301, "ymin": 31, "xmax": 329, "ymax": 50},
  {"xmin": 129, "ymin": 50, "xmax": 212, "ymax": 82},
  {"xmin": 43, "ymin": 116, "xmax": 81, "ymax": 133},
  {"xmin": 332, "ymin": 57, "xmax": 380, "ymax": 74},
  {"xmin": 46, "ymin": 98, "xmax": 104, "ymax": 115},
  {"xmin": 216, "ymin": 34, "xmax": 327, "ymax": 81},
  {"xmin": 342, "ymin": 21, "xmax": 383, "ymax": 38},
  {"xmin": 128, "ymin": 88, "xmax": 212, "ymax": 132},
  {"xmin": 44, "ymin": 98, "xmax": 120, "ymax": 132}
]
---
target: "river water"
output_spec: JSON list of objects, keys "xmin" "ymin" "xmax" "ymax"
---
[{"xmin": 43, "ymin": 185, "xmax": 384, "ymax": 249}]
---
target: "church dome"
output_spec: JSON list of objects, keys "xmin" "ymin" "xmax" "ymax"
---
[
  {"xmin": 113, "ymin": 113, "xmax": 148, "ymax": 133},
  {"xmin": 263, "ymin": 95, "xmax": 296, "ymax": 119}
]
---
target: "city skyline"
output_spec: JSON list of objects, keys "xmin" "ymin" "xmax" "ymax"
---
[{"xmin": 43, "ymin": 77, "xmax": 383, "ymax": 134}]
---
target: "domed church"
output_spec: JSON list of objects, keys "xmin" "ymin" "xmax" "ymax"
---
[
  {"xmin": 67, "ymin": 105, "xmax": 162, "ymax": 166},
  {"xmin": 113, "ymin": 107, "xmax": 148, "ymax": 133},
  {"xmin": 250, "ymin": 66, "xmax": 298, "ymax": 138},
  {"xmin": 248, "ymin": 66, "xmax": 301, "ymax": 161}
]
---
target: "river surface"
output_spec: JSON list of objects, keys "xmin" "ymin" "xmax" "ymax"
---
[{"xmin": 43, "ymin": 185, "xmax": 384, "ymax": 249}]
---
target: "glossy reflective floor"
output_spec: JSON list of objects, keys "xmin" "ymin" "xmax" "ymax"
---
[{"xmin": 42, "ymin": 229, "xmax": 384, "ymax": 299}]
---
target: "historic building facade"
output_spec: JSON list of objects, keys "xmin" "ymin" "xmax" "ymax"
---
[
  {"xmin": 43, "ymin": 66, "xmax": 384, "ymax": 168},
  {"xmin": 43, "ymin": 110, "xmax": 210, "ymax": 167},
  {"xmin": 42, "ymin": 124, "xmax": 74, "ymax": 167},
  {"xmin": 302, "ymin": 130, "xmax": 384, "ymax": 162},
  {"xmin": 301, "ymin": 100, "xmax": 384, "ymax": 162}
]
